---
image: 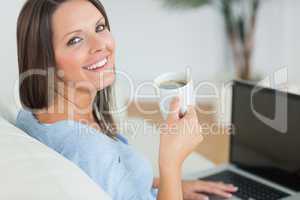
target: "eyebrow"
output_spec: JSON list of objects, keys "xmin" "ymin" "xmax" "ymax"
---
[{"xmin": 63, "ymin": 17, "xmax": 105, "ymax": 38}]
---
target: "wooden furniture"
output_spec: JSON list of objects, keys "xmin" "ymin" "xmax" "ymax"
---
[{"xmin": 127, "ymin": 101, "xmax": 230, "ymax": 165}]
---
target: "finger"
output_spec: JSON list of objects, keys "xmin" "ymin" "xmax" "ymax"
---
[
  {"xmin": 186, "ymin": 192, "xmax": 209, "ymax": 200},
  {"xmin": 196, "ymin": 185, "xmax": 233, "ymax": 199},
  {"xmin": 167, "ymin": 96, "xmax": 181, "ymax": 120},
  {"xmin": 208, "ymin": 182, "xmax": 238, "ymax": 192},
  {"xmin": 185, "ymin": 105, "xmax": 197, "ymax": 119},
  {"xmin": 228, "ymin": 184, "xmax": 239, "ymax": 191}
]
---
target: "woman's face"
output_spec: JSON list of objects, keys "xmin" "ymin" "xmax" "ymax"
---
[{"xmin": 52, "ymin": 0, "xmax": 115, "ymax": 91}]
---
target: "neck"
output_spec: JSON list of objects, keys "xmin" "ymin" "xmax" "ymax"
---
[{"xmin": 36, "ymin": 82, "xmax": 98, "ymax": 124}]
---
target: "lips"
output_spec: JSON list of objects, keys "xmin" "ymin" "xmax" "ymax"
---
[{"xmin": 82, "ymin": 57, "xmax": 108, "ymax": 71}]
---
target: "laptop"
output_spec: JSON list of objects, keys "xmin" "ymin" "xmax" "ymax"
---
[{"xmin": 196, "ymin": 80, "xmax": 300, "ymax": 200}]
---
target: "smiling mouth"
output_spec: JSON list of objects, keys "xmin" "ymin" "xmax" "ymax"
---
[{"xmin": 83, "ymin": 58, "xmax": 108, "ymax": 71}]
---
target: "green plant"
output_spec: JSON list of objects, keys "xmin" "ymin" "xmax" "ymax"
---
[
  {"xmin": 163, "ymin": 0, "xmax": 209, "ymax": 8},
  {"xmin": 163, "ymin": 0, "xmax": 260, "ymax": 80}
]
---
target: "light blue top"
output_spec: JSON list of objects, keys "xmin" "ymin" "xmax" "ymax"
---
[{"xmin": 16, "ymin": 109, "xmax": 157, "ymax": 200}]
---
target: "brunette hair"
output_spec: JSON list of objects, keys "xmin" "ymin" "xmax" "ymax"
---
[{"xmin": 17, "ymin": 0, "xmax": 117, "ymax": 138}]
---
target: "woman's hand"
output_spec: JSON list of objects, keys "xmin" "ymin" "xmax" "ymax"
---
[
  {"xmin": 182, "ymin": 180, "xmax": 238, "ymax": 200},
  {"xmin": 157, "ymin": 97, "xmax": 205, "ymax": 200},
  {"xmin": 159, "ymin": 97, "xmax": 203, "ymax": 168},
  {"xmin": 153, "ymin": 178, "xmax": 238, "ymax": 200}
]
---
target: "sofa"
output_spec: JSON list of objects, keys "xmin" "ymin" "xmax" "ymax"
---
[{"xmin": 0, "ymin": 111, "xmax": 112, "ymax": 200}]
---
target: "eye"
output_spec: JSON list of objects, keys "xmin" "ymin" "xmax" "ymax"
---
[
  {"xmin": 96, "ymin": 24, "xmax": 107, "ymax": 32},
  {"xmin": 67, "ymin": 37, "xmax": 82, "ymax": 46}
]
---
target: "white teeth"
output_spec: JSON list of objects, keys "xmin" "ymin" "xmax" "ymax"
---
[{"xmin": 86, "ymin": 58, "xmax": 108, "ymax": 70}]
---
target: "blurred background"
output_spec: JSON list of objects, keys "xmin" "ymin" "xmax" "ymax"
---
[
  {"xmin": 104, "ymin": 0, "xmax": 299, "ymax": 101},
  {"xmin": 1, "ymin": 0, "xmax": 299, "ymax": 108}
]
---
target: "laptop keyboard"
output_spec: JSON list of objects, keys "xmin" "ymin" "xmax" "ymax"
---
[{"xmin": 200, "ymin": 170, "xmax": 290, "ymax": 200}]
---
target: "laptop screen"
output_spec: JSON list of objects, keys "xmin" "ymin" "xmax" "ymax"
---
[{"xmin": 230, "ymin": 81, "xmax": 300, "ymax": 191}]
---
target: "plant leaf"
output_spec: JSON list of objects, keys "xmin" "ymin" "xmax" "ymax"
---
[{"xmin": 162, "ymin": 0, "xmax": 210, "ymax": 9}]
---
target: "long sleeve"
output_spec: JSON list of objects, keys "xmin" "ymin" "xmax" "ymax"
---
[{"xmin": 59, "ymin": 128, "xmax": 156, "ymax": 200}]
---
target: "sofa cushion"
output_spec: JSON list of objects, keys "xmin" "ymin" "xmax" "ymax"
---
[{"xmin": 0, "ymin": 115, "xmax": 111, "ymax": 200}]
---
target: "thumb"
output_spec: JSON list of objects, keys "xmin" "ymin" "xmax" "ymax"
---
[{"xmin": 167, "ymin": 96, "xmax": 181, "ymax": 120}]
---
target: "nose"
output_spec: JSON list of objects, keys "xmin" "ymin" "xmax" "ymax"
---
[{"xmin": 88, "ymin": 34, "xmax": 106, "ymax": 54}]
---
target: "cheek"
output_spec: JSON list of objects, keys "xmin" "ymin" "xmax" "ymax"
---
[
  {"xmin": 103, "ymin": 31, "xmax": 116, "ymax": 54},
  {"xmin": 55, "ymin": 49, "xmax": 86, "ymax": 81}
]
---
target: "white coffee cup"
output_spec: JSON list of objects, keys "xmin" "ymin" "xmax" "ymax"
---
[{"xmin": 154, "ymin": 71, "xmax": 195, "ymax": 120}]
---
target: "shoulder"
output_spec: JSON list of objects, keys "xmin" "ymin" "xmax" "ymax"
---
[
  {"xmin": 60, "ymin": 121, "xmax": 117, "ymax": 154},
  {"xmin": 51, "ymin": 120, "xmax": 120, "ymax": 163},
  {"xmin": 16, "ymin": 109, "xmax": 119, "ymax": 157}
]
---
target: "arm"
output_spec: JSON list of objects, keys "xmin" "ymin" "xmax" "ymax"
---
[
  {"xmin": 157, "ymin": 162, "xmax": 183, "ymax": 200},
  {"xmin": 155, "ymin": 97, "xmax": 203, "ymax": 200}
]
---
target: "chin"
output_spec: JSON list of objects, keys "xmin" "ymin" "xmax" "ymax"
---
[{"xmin": 94, "ymin": 73, "xmax": 115, "ymax": 91}]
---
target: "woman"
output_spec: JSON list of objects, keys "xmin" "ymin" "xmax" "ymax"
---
[{"xmin": 16, "ymin": 0, "xmax": 237, "ymax": 199}]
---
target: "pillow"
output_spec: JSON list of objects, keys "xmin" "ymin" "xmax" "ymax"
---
[{"xmin": 0, "ymin": 115, "xmax": 111, "ymax": 200}]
